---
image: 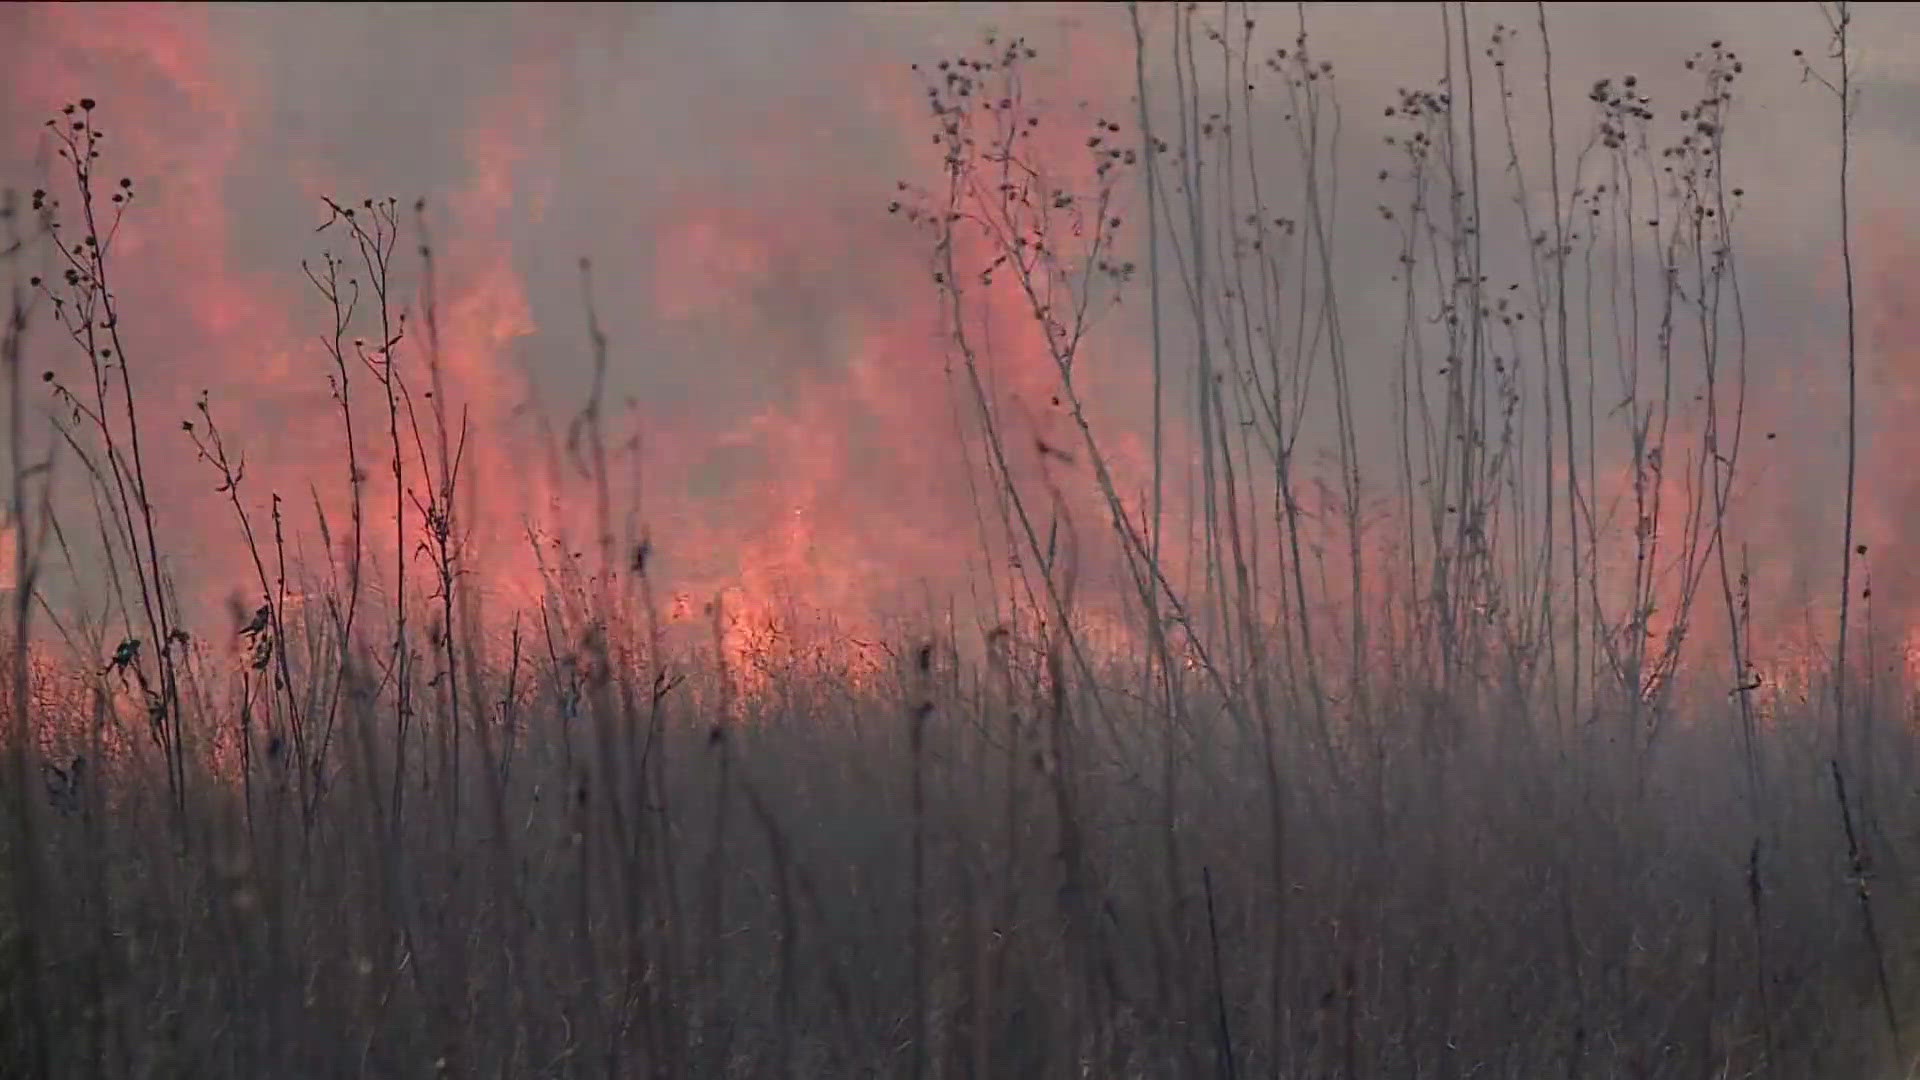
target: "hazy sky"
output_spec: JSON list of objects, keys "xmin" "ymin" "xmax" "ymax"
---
[{"xmin": 2, "ymin": 2, "xmax": 1918, "ymax": 648}]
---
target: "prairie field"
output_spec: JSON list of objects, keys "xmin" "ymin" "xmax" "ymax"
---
[{"xmin": 3, "ymin": 2, "xmax": 1919, "ymax": 1077}]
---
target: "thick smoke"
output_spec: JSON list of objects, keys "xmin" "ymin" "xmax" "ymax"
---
[{"xmin": 1, "ymin": 2, "xmax": 1919, "ymax": 671}]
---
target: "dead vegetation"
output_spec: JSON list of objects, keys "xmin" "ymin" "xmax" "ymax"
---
[{"xmin": 3, "ymin": 3, "xmax": 1914, "ymax": 1078}]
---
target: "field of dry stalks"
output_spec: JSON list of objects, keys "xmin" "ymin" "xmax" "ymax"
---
[{"xmin": 4, "ymin": 3, "xmax": 1917, "ymax": 1078}]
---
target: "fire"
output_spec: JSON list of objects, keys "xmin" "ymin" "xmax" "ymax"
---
[
  {"xmin": 0, "ymin": 1, "xmax": 1916, "ymax": 720},
  {"xmin": 0, "ymin": 4, "xmax": 1156, "ymax": 679}
]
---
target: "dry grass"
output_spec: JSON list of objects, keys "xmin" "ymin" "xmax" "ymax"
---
[{"xmin": 4, "ymin": 5, "xmax": 1917, "ymax": 1078}]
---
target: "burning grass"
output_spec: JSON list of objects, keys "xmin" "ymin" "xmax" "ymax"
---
[{"xmin": 5, "ymin": 3, "xmax": 1919, "ymax": 1077}]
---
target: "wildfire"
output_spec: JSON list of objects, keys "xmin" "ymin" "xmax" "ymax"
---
[{"xmin": 0, "ymin": 1, "xmax": 1916, "ymax": 719}]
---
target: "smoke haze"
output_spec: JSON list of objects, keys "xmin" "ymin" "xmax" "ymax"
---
[{"xmin": 4, "ymin": 1, "xmax": 1920, "ymax": 659}]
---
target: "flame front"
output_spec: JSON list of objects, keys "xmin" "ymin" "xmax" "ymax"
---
[{"xmin": 1, "ymin": 2, "xmax": 1917, "ymax": 708}]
